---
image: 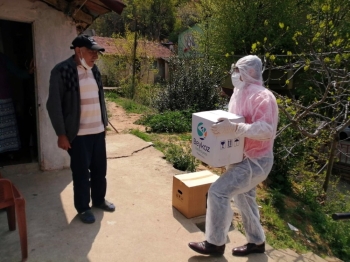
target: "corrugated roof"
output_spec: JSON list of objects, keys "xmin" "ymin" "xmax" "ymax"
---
[{"xmin": 94, "ymin": 36, "xmax": 174, "ymax": 59}]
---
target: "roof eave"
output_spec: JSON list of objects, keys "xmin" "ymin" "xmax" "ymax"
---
[{"xmin": 39, "ymin": 0, "xmax": 126, "ymax": 32}]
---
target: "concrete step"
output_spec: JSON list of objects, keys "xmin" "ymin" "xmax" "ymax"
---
[
  {"xmin": 324, "ymin": 256, "xmax": 344, "ymax": 262},
  {"xmin": 302, "ymin": 252, "xmax": 338, "ymax": 262},
  {"xmin": 265, "ymin": 246, "xmax": 341, "ymax": 262},
  {"xmin": 266, "ymin": 247, "xmax": 300, "ymax": 262}
]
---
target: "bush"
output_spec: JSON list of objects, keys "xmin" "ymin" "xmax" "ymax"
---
[
  {"xmin": 136, "ymin": 110, "xmax": 192, "ymax": 133},
  {"xmin": 164, "ymin": 143, "xmax": 198, "ymax": 172},
  {"xmin": 153, "ymin": 56, "xmax": 227, "ymax": 113},
  {"xmin": 268, "ymin": 110, "xmax": 329, "ymax": 195},
  {"xmin": 134, "ymin": 83, "xmax": 162, "ymax": 107}
]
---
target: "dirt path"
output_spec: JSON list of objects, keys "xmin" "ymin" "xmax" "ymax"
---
[{"xmin": 106, "ymin": 101, "xmax": 146, "ymax": 134}]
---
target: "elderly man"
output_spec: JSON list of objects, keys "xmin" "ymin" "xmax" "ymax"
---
[
  {"xmin": 47, "ymin": 35, "xmax": 115, "ymax": 224},
  {"xmin": 188, "ymin": 55, "xmax": 279, "ymax": 256}
]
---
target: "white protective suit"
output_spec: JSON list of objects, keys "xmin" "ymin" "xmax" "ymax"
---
[{"xmin": 206, "ymin": 55, "xmax": 279, "ymax": 246}]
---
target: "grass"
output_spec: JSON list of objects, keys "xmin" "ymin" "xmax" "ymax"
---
[
  {"xmin": 130, "ymin": 129, "xmax": 198, "ymax": 172},
  {"xmin": 105, "ymin": 90, "xmax": 155, "ymax": 115},
  {"xmin": 129, "ymin": 129, "xmax": 152, "ymax": 142},
  {"xmin": 108, "ymin": 96, "xmax": 350, "ymax": 261}
]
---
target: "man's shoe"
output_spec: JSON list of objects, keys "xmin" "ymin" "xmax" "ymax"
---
[
  {"xmin": 188, "ymin": 241, "xmax": 225, "ymax": 256},
  {"xmin": 93, "ymin": 200, "xmax": 115, "ymax": 212},
  {"xmin": 232, "ymin": 242, "xmax": 265, "ymax": 256},
  {"xmin": 79, "ymin": 210, "xmax": 95, "ymax": 224}
]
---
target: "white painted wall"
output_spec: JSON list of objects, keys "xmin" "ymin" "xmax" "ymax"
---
[{"xmin": 0, "ymin": 0, "xmax": 77, "ymax": 170}]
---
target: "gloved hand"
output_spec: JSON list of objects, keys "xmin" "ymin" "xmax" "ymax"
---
[{"xmin": 211, "ymin": 117, "xmax": 238, "ymax": 135}]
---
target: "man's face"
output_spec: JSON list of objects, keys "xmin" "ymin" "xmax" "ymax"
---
[{"xmin": 78, "ymin": 47, "xmax": 99, "ymax": 67}]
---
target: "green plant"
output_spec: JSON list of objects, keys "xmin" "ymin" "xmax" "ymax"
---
[
  {"xmin": 153, "ymin": 55, "xmax": 227, "ymax": 113},
  {"xmin": 130, "ymin": 128, "xmax": 197, "ymax": 172},
  {"xmin": 129, "ymin": 129, "xmax": 152, "ymax": 142},
  {"xmin": 164, "ymin": 143, "xmax": 198, "ymax": 172},
  {"xmin": 137, "ymin": 110, "xmax": 192, "ymax": 133},
  {"xmin": 133, "ymin": 83, "xmax": 162, "ymax": 107},
  {"xmin": 256, "ymin": 181, "xmax": 350, "ymax": 260},
  {"xmin": 105, "ymin": 90, "xmax": 154, "ymax": 114}
]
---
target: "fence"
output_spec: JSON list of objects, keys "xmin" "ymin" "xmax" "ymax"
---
[
  {"xmin": 334, "ymin": 141, "xmax": 350, "ymax": 181},
  {"xmin": 338, "ymin": 141, "xmax": 350, "ymax": 164}
]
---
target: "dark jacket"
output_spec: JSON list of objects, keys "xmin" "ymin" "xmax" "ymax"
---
[{"xmin": 46, "ymin": 56, "xmax": 108, "ymax": 142}]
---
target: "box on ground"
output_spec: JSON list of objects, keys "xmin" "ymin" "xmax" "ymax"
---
[
  {"xmin": 192, "ymin": 110, "xmax": 245, "ymax": 167},
  {"xmin": 172, "ymin": 170, "xmax": 219, "ymax": 218}
]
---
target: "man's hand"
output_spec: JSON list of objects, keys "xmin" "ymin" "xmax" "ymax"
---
[
  {"xmin": 58, "ymin": 135, "xmax": 71, "ymax": 150},
  {"xmin": 211, "ymin": 117, "xmax": 238, "ymax": 135}
]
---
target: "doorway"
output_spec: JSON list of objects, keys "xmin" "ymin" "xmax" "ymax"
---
[{"xmin": 0, "ymin": 19, "xmax": 38, "ymax": 167}]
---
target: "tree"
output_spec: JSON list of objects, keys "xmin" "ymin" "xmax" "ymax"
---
[
  {"xmin": 153, "ymin": 55, "xmax": 226, "ymax": 113},
  {"xmin": 254, "ymin": 0, "xmax": 350, "ymax": 193},
  {"xmin": 97, "ymin": 31, "xmax": 159, "ymax": 99},
  {"xmin": 196, "ymin": 0, "xmax": 303, "ymax": 67},
  {"xmin": 196, "ymin": 0, "xmax": 350, "ymax": 195},
  {"xmin": 92, "ymin": 0, "xmax": 182, "ymax": 41}
]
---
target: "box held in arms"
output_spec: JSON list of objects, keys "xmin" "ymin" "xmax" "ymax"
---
[
  {"xmin": 192, "ymin": 110, "xmax": 245, "ymax": 167},
  {"xmin": 172, "ymin": 170, "xmax": 219, "ymax": 218}
]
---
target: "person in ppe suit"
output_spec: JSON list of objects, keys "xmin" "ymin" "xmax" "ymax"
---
[{"xmin": 188, "ymin": 55, "xmax": 279, "ymax": 256}]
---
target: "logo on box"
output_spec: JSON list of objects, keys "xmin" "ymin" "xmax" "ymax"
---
[{"xmin": 197, "ymin": 122, "xmax": 207, "ymax": 140}]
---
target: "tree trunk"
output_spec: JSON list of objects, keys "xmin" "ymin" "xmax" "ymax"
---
[
  {"xmin": 131, "ymin": 20, "xmax": 137, "ymax": 99},
  {"xmin": 322, "ymin": 134, "xmax": 338, "ymax": 193}
]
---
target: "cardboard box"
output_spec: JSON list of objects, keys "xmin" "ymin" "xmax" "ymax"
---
[
  {"xmin": 192, "ymin": 110, "xmax": 245, "ymax": 167},
  {"xmin": 172, "ymin": 170, "xmax": 219, "ymax": 218}
]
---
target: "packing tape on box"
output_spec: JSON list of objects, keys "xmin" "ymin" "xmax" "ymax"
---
[{"xmin": 180, "ymin": 174, "xmax": 215, "ymax": 181}]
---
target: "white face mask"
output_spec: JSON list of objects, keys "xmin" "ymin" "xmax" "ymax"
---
[
  {"xmin": 231, "ymin": 73, "xmax": 245, "ymax": 89},
  {"xmin": 80, "ymin": 51, "xmax": 93, "ymax": 70}
]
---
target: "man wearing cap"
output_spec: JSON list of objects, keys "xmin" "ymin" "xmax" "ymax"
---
[{"xmin": 46, "ymin": 35, "xmax": 115, "ymax": 224}]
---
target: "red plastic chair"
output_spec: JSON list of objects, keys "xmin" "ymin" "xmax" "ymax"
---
[{"xmin": 0, "ymin": 178, "xmax": 28, "ymax": 261}]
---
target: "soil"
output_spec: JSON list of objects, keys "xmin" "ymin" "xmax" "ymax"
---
[{"xmin": 106, "ymin": 101, "xmax": 146, "ymax": 134}]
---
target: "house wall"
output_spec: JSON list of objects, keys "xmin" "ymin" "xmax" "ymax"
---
[{"xmin": 0, "ymin": 0, "xmax": 77, "ymax": 170}]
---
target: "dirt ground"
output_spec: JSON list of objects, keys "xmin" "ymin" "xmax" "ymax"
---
[{"xmin": 106, "ymin": 101, "xmax": 146, "ymax": 134}]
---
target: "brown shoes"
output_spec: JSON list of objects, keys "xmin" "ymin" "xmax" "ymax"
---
[
  {"xmin": 188, "ymin": 240, "xmax": 265, "ymax": 256},
  {"xmin": 188, "ymin": 241, "xmax": 225, "ymax": 256},
  {"xmin": 232, "ymin": 242, "xmax": 265, "ymax": 256}
]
